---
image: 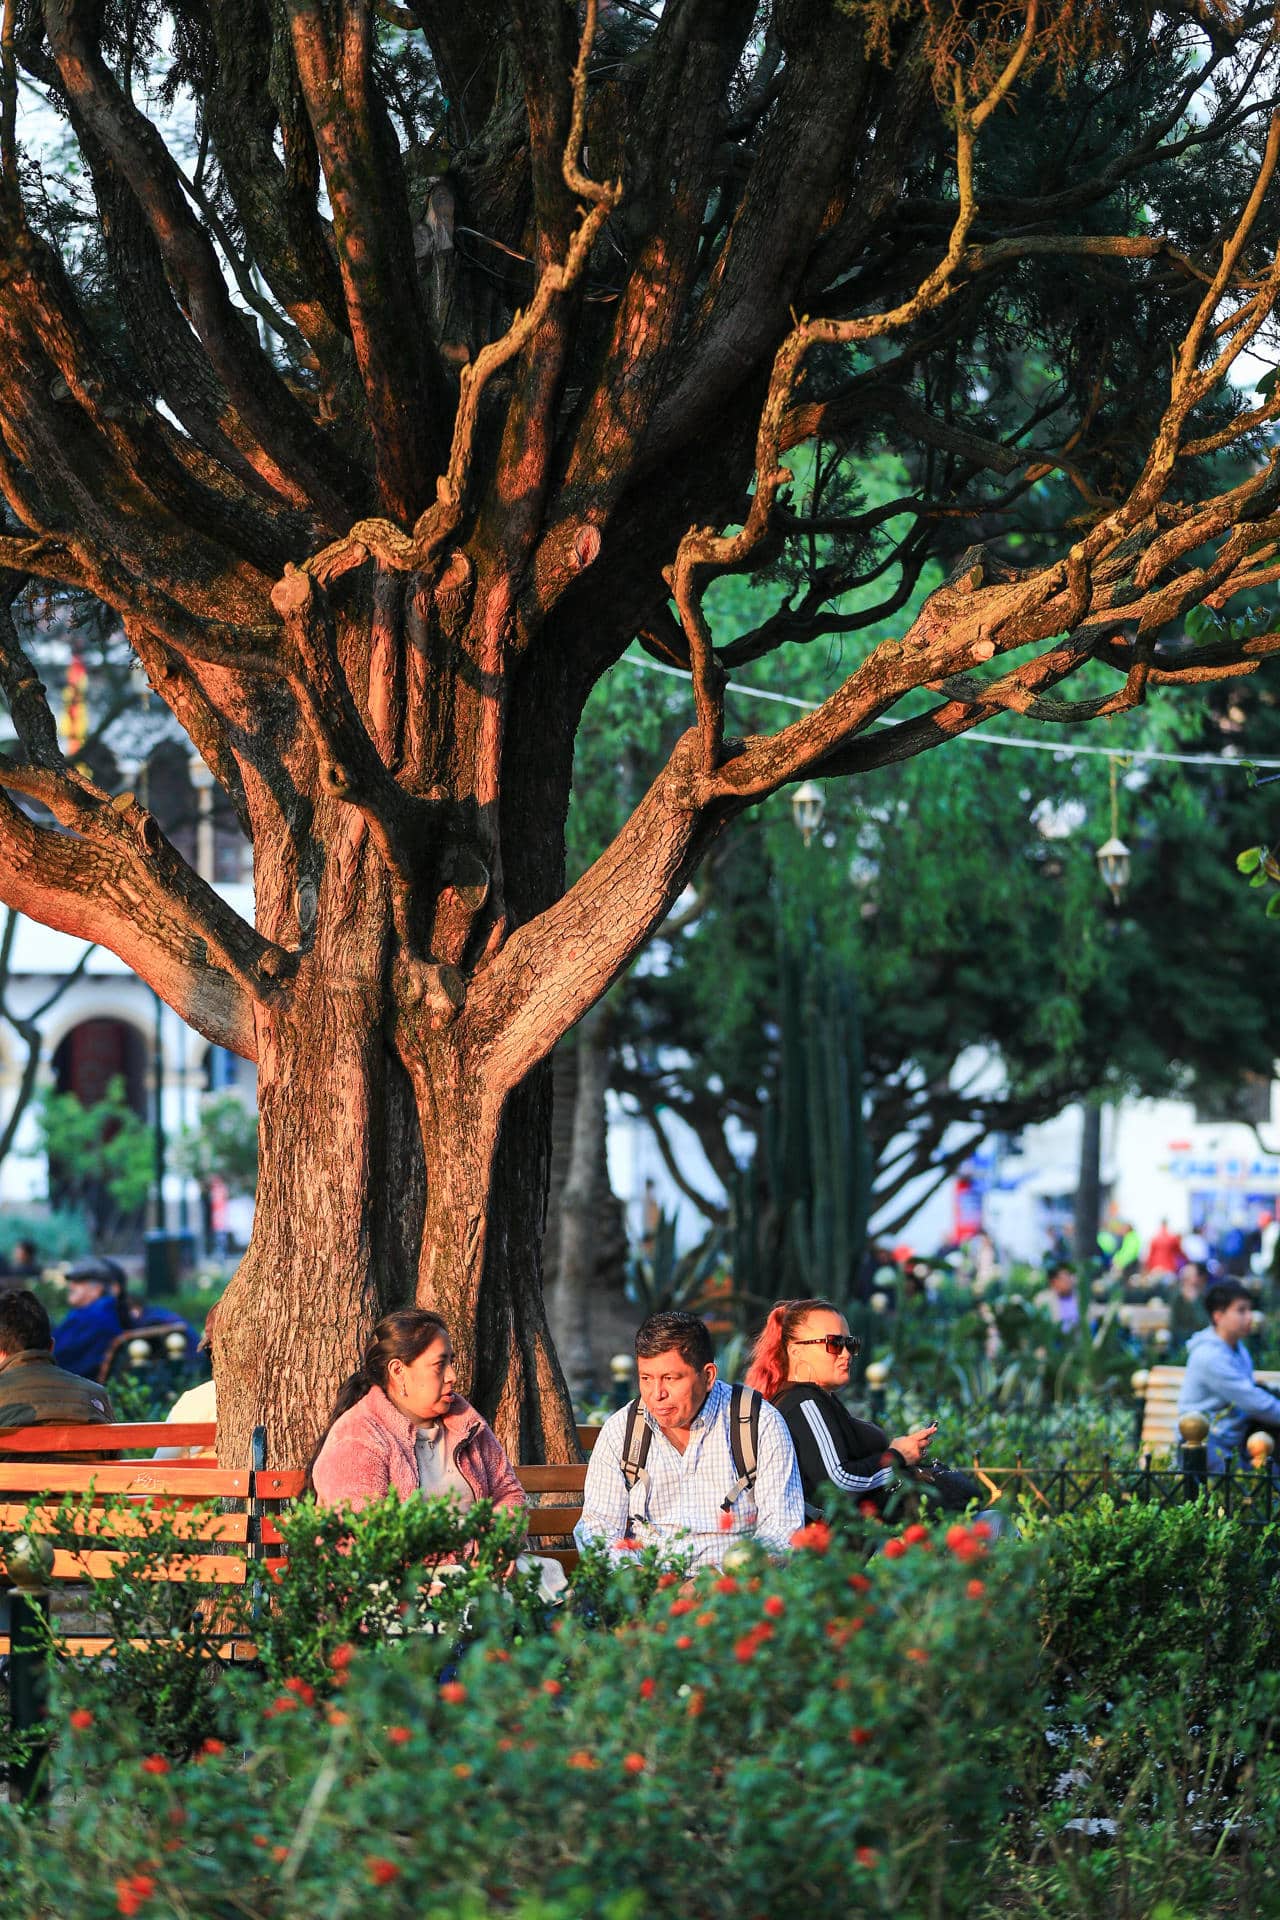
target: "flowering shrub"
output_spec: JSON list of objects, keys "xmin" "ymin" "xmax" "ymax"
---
[{"xmin": 4, "ymin": 1503, "xmax": 1280, "ymax": 1917}]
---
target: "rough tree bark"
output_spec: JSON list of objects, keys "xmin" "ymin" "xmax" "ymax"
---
[{"xmin": 0, "ymin": 2, "xmax": 1277, "ymax": 1464}]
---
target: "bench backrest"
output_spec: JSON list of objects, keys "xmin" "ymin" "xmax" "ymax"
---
[{"xmin": 1140, "ymin": 1365, "xmax": 1280, "ymax": 1456}]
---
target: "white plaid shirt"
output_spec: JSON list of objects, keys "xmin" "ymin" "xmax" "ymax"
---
[{"xmin": 574, "ymin": 1379, "xmax": 805, "ymax": 1568}]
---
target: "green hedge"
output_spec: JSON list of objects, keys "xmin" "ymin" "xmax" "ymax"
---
[{"xmin": 3, "ymin": 1497, "xmax": 1280, "ymax": 1919}]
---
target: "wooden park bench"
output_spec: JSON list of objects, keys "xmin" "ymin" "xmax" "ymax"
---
[
  {"xmin": 1137, "ymin": 1364, "xmax": 1280, "ymax": 1457},
  {"xmin": 0, "ymin": 1418, "xmax": 600, "ymax": 1657},
  {"xmin": 0, "ymin": 1421, "xmax": 253, "ymax": 1659}
]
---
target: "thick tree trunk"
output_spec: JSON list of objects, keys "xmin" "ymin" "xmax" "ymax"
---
[{"xmin": 216, "ymin": 968, "xmax": 404, "ymax": 1467}]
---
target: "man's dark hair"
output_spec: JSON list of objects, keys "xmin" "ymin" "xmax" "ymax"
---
[
  {"xmin": 634, "ymin": 1310, "xmax": 714, "ymax": 1371},
  {"xmin": 1205, "ymin": 1280, "xmax": 1254, "ymax": 1321},
  {"xmin": 1048, "ymin": 1263, "xmax": 1075, "ymax": 1285},
  {"xmin": 0, "ymin": 1289, "xmax": 53, "ymax": 1355}
]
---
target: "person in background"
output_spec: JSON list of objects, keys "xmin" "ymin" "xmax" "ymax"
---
[
  {"xmin": 1178, "ymin": 1280, "xmax": 1280, "ymax": 1470},
  {"xmin": 1035, "ymin": 1262, "xmax": 1082, "ymax": 1332},
  {"xmin": 1169, "ymin": 1262, "xmax": 1208, "ymax": 1353},
  {"xmin": 51, "ymin": 1257, "xmax": 127, "ymax": 1379},
  {"xmin": 0, "ymin": 1289, "xmax": 114, "ymax": 1440},
  {"xmin": 154, "ymin": 1300, "xmax": 220, "ymax": 1460},
  {"xmin": 1145, "ymin": 1218, "xmax": 1184, "ymax": 1277}
]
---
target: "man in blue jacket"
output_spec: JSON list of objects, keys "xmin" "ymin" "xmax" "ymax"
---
[
  {"xmin": 51, "ymin": 1257, "xmax": 126, "ymax": 1380},
  {"xmin": 1178, "ymin": 1280, "xmax": 1280, "ymax": 1469}
]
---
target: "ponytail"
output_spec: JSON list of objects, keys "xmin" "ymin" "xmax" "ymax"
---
[
  {"xmin": 745, "ymin": 1296, "xmax": 842, "ymax": 1402},
  {"xmin": 305, "ymin": 1311, "xmax": 450, "ymax": 1491},
  {"xmin": 744, "ymin": 1304, "xmax": 790, "ymax": 1401}
]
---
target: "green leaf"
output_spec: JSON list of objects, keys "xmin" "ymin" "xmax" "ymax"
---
[
  {"xmin": 1265, "ymin": 892, "xmax": 1280, "ymax": 918},
  {"xmin": 1237, "ymin": 846, "xmax": 1264, "ymax": 874}
]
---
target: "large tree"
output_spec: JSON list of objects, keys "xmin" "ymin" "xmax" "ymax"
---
[{"xmin": 0, "ymin": 0, "xmax": 1279, "ymax": 1461}]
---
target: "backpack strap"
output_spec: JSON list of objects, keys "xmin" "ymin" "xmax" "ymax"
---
[
  {"xmin": 619, "ymin": 1397, "xmax": 654, "ymax": 1537},
  {"xmin": 721, "ymin": 1383, "xmax": 762, "ymax": 1512}
]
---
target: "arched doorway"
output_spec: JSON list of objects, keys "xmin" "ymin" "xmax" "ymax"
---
[{"xmin": 49, "ymin": 1017, "xmax": 149, "ymax": 1244}]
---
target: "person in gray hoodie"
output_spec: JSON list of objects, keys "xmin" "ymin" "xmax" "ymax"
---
[{"xmin": 1178, "ymin": 1280, "xmax": 1280, "ymax": 1469}]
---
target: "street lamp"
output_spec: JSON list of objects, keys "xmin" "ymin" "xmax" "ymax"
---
[
  {"xmin": 1095, "ymin": 761, "xmax": 1131, "ymax": 906},
  {"xmin": 791, "ymin": 781, "xmax": 825, "ymax": 846}
]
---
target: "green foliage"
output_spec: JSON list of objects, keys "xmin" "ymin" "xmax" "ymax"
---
[
  {"xmin": 6, "ymin": 1503, "xmax": 1280, "ymax": 1916},
  {"xmin": 623, "ymin": 1209, "xmax": 724, "ymax": 1319},
  {"xmin": 1027, "ymin": 1496, "xmax": 1280, "ymax": 1708},
  {"xmin": 173, "ymin": 1094, "xmax": 258, "ymax": 1197},
  {"xmin": 0, "ymin": 1209, "xmax": 89, "ymax": 1265},
  {"xmin": 256, "ymin": 1492, "xmax": 541, "ymax": 1690},
  {"xmin": 32, "ymin": 1076, "xmax": 151, "ymax": 1232},
  {"xmin": 729, "ymin": 947, "xmax": 872, "ymax": 1314}
]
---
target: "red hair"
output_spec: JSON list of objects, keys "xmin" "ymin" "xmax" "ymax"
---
[{"xmin": 744, "ymin": 1297, "xmax": 841, "ymax": 1402}]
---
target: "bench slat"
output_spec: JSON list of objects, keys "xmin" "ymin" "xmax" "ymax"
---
[
  {"xmin": 0, "ymin": 1548, "xmax": 252, "ymax": 1583},
  {"xmin": 519, "ymin": 1465, "xmax": 588, "ymax": 1495},
  {"xmin": 0, "ymin": 1503, "xmax": 249, "ymax": 1542},
  {"xmin": 0, "ymin": 1422, "xmax": 217, "ymax": 1453},
  {"xmin": 0, "ymin": 1464, "xmax": 247, "ymax": 1496}
]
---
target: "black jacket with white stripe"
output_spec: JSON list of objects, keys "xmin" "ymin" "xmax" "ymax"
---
[{"xmin": 772, "ymin": 1383, "xmax": 902, "ymax": 1516}]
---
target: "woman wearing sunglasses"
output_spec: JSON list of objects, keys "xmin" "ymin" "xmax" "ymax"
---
[{"xmin": 745, "ymin": 1298, "xmax": 938, "ymax": 1517}]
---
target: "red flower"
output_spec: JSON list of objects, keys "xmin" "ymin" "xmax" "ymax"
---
[
  {"xmin": 140, "ymin": 1755, "xmax": 170, "ymax": 1776},
  {"xmin": 452, "ymin": 1763, "xmax": 472, "ymax": 1779},
  {"xmin": 387, "ymin": 1725, "xmax": 411, "ymax": 1745},
  {"xmin": 439, "ymin": 1681, "xmax": 467, "ymax": 1705},
  {"xmin": 366, "ymin": 1857, "xmax": 401, "ymax": 1886},
  {"xmin": 903, "ymin": 1523, "xmax": 929, "ymax": 1545},
  {"xmin": 485, "ymin": 1647, "xmax": 511, "ymax": 1663},
  {"xmin": 198, "ymin": 1737, "xmax": 225, "ymax": 1757},
  {"xmin": 541, "ymin": 1678, "xmax": 562, "ymax": 1697},
  {"xmin": 675, "ymin": 1634, "xmax": 693, "ymax": 1650},
  {"xmin": 639, "ymin": 1677, "xmax": 657, "ymax": 1701},
  {"xmin": 882, "ymin": 1538, "xmax": 907, "ymax": 1560},
  {"xmin": 264, "ymin": 1695, "xmax": 297, "ymax": 1718},
  {"xmin": 905, "ymin": 1646, "xmax": 929, "ymax": 1664},
  {"xmin": 329, "ymin": 1643, "xmax": 355, "ymax": 1670},
  {"xmin": 850, "ymin": 1727, "xmax": 872, "ymax": 1747},
  {"xmin": 282, "ymin": 1677, "xmax": 315, "ymax": 1706},
  {"xmin": 115, "ymin": 1874, "xmax": 157, "ymax": 1916},
  {"xmin": 567, "ymin": 1749, "xmax": 597, "ymax": 1769},
  {"xmin": 848, "ymin": 1572, "xmax": 872, "ymax": 1594},
  {"xmin": 945, "ymin": 1523, "xmax": 985, "ymax": 1564},
  {"xmin": 272, "ymin": 1846, "xmax": 289, "ymax": 1863},
  {"xmin": 686, "ymin": 1689, "xmax": 706, "ymax": 1718},
  {"xmin": 762, "ymin": 1595, "xmax": 785, "ymax": 1619},
  {"xmin": 668, "ymin": 1597, "xmax": 697, "ymax": 1617},
  {"xmin": 656, "ymin": 1572, "xmax": 680, "ymax": 1589},
  {"xmin": 614, "ymin": 1535, "xmax": 643, "ymax": 1551},
  {"xmin": 622, "ymin": 1752, "xmax": 646, "ymax": 1774},
  {"xmin": 790, "ymin": 1520, "xmax": 832, "ymax": 1553},
  {"xmin": 718, "ymin": 1510, "xmax": 734, "ymax": 1532},
  {"xmin": 972, "ymin": 1520, "xmax": 993, "ymax": 1541},
  {"xmin": 734, "ymin": 1635, "xmax": 760, "ymax": 1663},
  {"xmin": 69, "ymin": 1708, "xmax": 94, "ymax": 1731},
  {"xmin": 856, "ymin": 1846, "xmax": 879, "ymax": 1869},
  {"xmin": 966, "ymin": 1579, "xmax": 985, "ymax": 1600},
  {"xmin": 712, "ymin": 1575, "xmax": 738, "ymax": 1595}
]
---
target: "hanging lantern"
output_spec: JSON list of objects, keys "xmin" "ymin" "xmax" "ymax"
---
[
  {"xmin": 1095, "ymin": 760, "xmax": 1131, "ymax": 905},
  {"xmin": 791, "ymin": 780, "xmax": 825, "ymax": 846}
]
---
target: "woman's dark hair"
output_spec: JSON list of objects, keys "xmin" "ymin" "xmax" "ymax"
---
[
  {"xmin": 0, "ymin": 1288, "xmax": 53, "ymax": 1355},
  {"xmin": 744, "ymin": 1297, "xmax": 841, "ymax": 1402},
  {"xmin": 305, "ymin": 1309, "xmax": 450, "ymax": 1490},
  {"xmin": 634, "ymin": 1310, "xmax": 713, "ymax": 1372}
]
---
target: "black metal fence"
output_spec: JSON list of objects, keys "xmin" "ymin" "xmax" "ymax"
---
[{"xmin": 964, "ymin": 1440, "xmax": 1280, "ymax": 1525}]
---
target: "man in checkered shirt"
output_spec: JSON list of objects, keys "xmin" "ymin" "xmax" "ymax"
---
[{"xmin": 575, "ymin": 1310, "xmax": 804, "ymax": 1568}]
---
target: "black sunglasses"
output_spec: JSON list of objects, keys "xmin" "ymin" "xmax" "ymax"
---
[{"xmin": 791, "ymin": 1334, "xmax": 862, "ymax": 1358}]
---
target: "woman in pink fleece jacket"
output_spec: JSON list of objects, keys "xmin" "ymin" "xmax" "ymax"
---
[{"xmin": 309, "ymin": 1309, "xmax": 526, "ymax": 1517}]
